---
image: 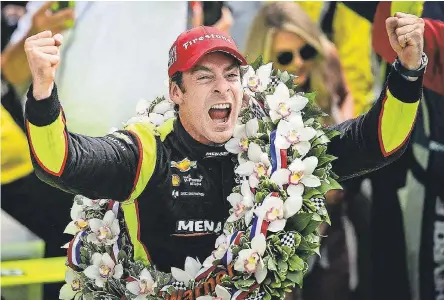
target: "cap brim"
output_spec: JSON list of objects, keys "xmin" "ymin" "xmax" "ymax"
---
[{"xmin": 178, "ymin": 46, "xmax": 248, "ymax": 73}]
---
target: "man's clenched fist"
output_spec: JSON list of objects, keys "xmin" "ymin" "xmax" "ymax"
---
[
  {"xmin": 386, "ymin": 12, "xmax": 425, "ymax": 70},
  {"xmin": 24, "ymin": 30, "xmax": 63, "ymax": 100}
]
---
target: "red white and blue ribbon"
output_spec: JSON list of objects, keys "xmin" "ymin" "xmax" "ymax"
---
[
  {"xmin": 249, "ymin": 214, "xmax": 268, "ymax": 241},
  {"xmin": 68, "ymin": 230, "xmax": 87, "ymax": 268},
  {"xmin": 270, "ymin": 130, "xmax": 287, "ymax": 173},
  {"xmin": 221, "ymin": 231, "xmax": 244, "ymax": 267}
]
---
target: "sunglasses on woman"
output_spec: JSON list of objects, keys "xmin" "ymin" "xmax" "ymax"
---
[{"xmin": 276, "ymin": 44, "xmax": 318, "ymax": 66}]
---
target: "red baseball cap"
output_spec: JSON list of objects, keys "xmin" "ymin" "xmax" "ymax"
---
[{"xmin": 167, "ymin": 26, "xmax": 247, "ymax": 77}]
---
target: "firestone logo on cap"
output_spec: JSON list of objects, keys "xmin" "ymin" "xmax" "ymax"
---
[{"xmin": 182, "ymin": 33, "xmax": 233, "ymax": 50}]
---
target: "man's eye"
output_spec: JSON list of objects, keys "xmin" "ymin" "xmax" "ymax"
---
[
  {"xmin": 198, "ymin": 76, "xmax": 211, "ymax": 80},
  {"xmin": 227, "ymin": 73, "xmax": 239, "ymax": 78}
]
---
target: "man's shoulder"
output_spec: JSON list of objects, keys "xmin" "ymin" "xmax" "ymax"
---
[{"xmin": 122, "ymin": 118, "xmax": 176, "ymax": 149}]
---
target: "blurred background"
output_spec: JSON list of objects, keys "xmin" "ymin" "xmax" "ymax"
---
[{"xmin": 1, "ymin": 1, "xmax": 443, "ymax": 300}]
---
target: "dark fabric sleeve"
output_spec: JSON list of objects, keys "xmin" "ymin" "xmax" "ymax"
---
[
  {"xmin": 328, "ymin": 67, "xmax": 423, "ymax": 182},
  {"xmin": 24, "ymin": 84, "xmax": 159, "ymax": 201}
]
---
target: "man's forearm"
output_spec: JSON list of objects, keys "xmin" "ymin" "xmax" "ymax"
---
[
  {"xmin": 1, "ymin": 30, "xmax": 34, "ymax": 86},
  {"xmin": 328, "ymin": 68, "xmax": 422, "ymax": 181}
]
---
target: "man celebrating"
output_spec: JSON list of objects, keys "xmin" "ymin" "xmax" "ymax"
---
[{"xmin": 23, "ymin": 13, "xmax": 426, "ymax": 274}]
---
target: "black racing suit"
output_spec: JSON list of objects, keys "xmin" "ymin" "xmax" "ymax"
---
[{"xmin": 24, "ymin": 68, "xmax": 422, "ymax": 272}]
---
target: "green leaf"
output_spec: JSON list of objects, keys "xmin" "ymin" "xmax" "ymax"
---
[
  {"xmin": 288, "ymin": 255, "xmax": 305, "ymax": 271},
  {"xmin": 231, "ymin": 245, "xmax": 241, "ymax": 256},
  {"xmin": 302, "ymin": 213, "xmax": 323, "ymax": 235},
  {"xmin": 234, "ymin": 278, "xmax": 256, "ymax": 291},
  {"xmin": 255, "ymin": 191, "xmax": 267, "ymax": 204},
  {"xmin": 303, "ymin": 187, "xmax": 322, "ymax": 200},
  {"xmin": 250, "ymin": 55, "xmax": 264, "ymax": 71},
  {"xmin": 325, "ymin": 129, "xmax": 341, "ymax": 140},
  {"xmin": 282, "ymin": 245, "xmax": 293, "ymax": 257},
  {"xmin": 279, "ymin": 71, "xmax": 291, "ymax": 83},
  {"xmin": 283, "ymin": 251, "xmax": 290, "ymax": 262},
  {"xmin": 287, "ymin": 271, "xmax": 304, "ymax": 287},
  {"xmin": 313, "ymin": 168, "xmax": 327, "ymax": 179},
  {"xmin": 264, "ymin": 292, "xmax": 272, "ymax": 300},
  {"xmin": 318, "ymin": 178, "xmax": 343, "ymax": 194},
  {"xmin": 268, "ymin": 235, "xmax": 280, "ymax": 245},
  {"xmin": 322, "ymin": 212, "xmax": 331, "ymax": 225},
  {"xmin": 278, "ymin": 260, "xmax": 288, "ymax": 274},
  {"xmin": 270, "ymin": 280, "xmax": 281, "ymax": 289},
  {"xmin": 310, "ymin": 145, "xmax": 327, "ymax": 158},
  {"xmin": 267, "ymin": 257, "xmax": 278, "ymax": 271},
  {"xmin": 282, "ymin": 280, "xmax": 295, "ymax": 289},
  {"xmin": 303, "ymin": 92, "xmax": 317, "ymax": 104},
  {"xmin": 294, "ymin": 232, "xmax": 302, "ymax": 248},
  {"xmin": 286, "ymin": 212, "xmax": 314, "ymax": 232},
  {"xmin": 317, "ymin": 154, "xmax": 337, "ymax": 167}
]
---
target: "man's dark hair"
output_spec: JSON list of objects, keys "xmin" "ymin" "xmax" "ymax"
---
[{"xmin": 171, "ymin": 71, "xmax": 185, "ymax": 93}]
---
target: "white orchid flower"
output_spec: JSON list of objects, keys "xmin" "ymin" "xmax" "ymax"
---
[
  {"xmin": 126, "ymin": 268, "xmax": 157, "ymax": 299},
  {"xmin": 74, "ymin": 196, "xmax": 108, "ymax": 211},
  {"xmin": 84, "ymin": 253, "xmax": 123, "ymax": 288},
  {"xmin": 59, "ymin": 269, "xmax": 83, "ymax": 300},
  {"xmin": 152, "ymin": 100, "xmax": 175, "ymax": 115},
  {"xmin": 64, "ymin": 202, "xmax": 88, "ymax": 235},
  {"xmin": 171, "ymin": 257, "xmax": 202, "ymax": 287},
  {"xmin": 226, "ymin": 181, "xmax": 255, "ymax": 226},
  {"xmin": 196, "ymin": 285, "xmax": 232, "ymax": 300},
  {"xmin": 234, "ymin": 234, "xmax": 267, "ymax": 283},
  {"xmin": 275, "ymin": 115, "xmax": 317, "ymax": 157},
  {"xmin": 242, "ymin": 63, "xmax": 273, "ymax": 94},
  {"xmin": 136, "ymin": 98, "xmax": 154, "ymax": 116},
  {"xmin": 225, "ymin": 118, "xmax": 259, "ymax": 154},
  {"xmin": 254, "ymin": 194, "xmax": 301, "ymax": 232},
  {"xmin": 203, "ymin": 234, "xmax": 230, "ymax": 267},
  {"xmin": 266, "ymin": 83, "xmax": 308, "ymax": 123},
  {"xmin": 235, "ymin": 143, "xmax": 271, "ymax": 188},
  {"xmin": 87, "ymin": 211, "xmax": 120, "ymax": 246},
  {"xmin": 271, "ymin": 156, "xmax": 321, "ymax": 196}
]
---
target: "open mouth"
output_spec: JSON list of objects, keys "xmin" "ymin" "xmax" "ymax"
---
[{"xmin": 208, "ymin": 103, "xmax": 232, "ymax": 124}]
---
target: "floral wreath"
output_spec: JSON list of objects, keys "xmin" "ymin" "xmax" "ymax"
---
[{"xmin": 59, "ymin": 56, "xmax": 342, "ymax": 300}]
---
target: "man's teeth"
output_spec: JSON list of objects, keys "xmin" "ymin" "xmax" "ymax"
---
[
  {"xmin": 215, "ymin": 117, "xmax": 228, "ymax": 124},
  {"xmin": 211, "ymin": 104, "xmax": 231, "ymax": 109}
]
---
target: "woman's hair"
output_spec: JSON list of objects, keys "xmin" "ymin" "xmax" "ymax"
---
[{"xmin": 244, "ymin": 2, "xmax": 349, "ymax": 125}]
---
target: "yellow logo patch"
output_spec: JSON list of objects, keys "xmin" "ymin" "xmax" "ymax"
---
[
  {"xmin": 170, "ymin": 158, "xmax": 197, "ymax": 172},
  {"xmin": 172, "ymin": 174, "xmax": 181, "ymax": 187}
]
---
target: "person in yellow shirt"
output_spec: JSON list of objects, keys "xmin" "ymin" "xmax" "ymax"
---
[
  {"xmin": 1, "ymin": 78, "xmax": 73, "ymax": 300},
  {"xmin": 1, "ymin": 104, "xmax": 33, "ymax": 184}
]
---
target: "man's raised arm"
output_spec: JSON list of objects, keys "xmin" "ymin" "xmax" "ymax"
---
[
  {"xmin": 327, "ymin": 12, "xmax": 426, "ymax": 181},
  {"xmin": 24, "ymin": 31, "xmax": 159, "ymax": 201}
]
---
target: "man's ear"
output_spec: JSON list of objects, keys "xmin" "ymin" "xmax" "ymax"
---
[{"xmin": 169, "ymin": 81, "xmax": 184, "ymax": 106}]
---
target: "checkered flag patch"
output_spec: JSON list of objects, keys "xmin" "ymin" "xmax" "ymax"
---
[
  {"xmin": 265, "ymin": 76, "xmax": 280, "ymax": 94},
  {"xmin": 253, "ymin": 202, "xmax": 262, "ymax": 210},
  {"xmin": 312, "ymin": 198, "xmax": 325, "ymax": 211},
  {"xmin": 251, "ymin": 98, "xmax": 267, "ymax": 120},
  {"xmin": 269, "ymin": 76, "xmax": 280, "ymax": 88},
  {"xmin": 246, "ymin": 291, "xmax": 265, "ymax": 300},
  {"xmin": 171, "ymin": 281, "xmax": 187, "ymax": 290},
  {"xmin": 280, "ymin": 232, "xmax": 295, "ymax": 247}
]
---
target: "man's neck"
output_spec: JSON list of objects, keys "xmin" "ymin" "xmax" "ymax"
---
[{"xmin": 178, "ymin": 114, "xmax": 224, "ymax": 146}]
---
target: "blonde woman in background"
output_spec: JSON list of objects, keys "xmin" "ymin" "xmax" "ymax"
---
[
  {"xmin": 244, "ymin": 1, "xmax": 354, "ymax": 126},
  {"xmin": 244, "ymin": 2, "xmax": 359, "ymax": 300}
]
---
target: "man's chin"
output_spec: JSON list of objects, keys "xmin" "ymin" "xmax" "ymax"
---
[{"xmin": 207, "ymin": 128, "xmax": 234, "ymax": 145}]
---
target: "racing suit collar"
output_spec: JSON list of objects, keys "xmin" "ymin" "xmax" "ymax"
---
[{"xmin": 175, "ymin": 118, "xmax": 232, "ymax": 160}]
